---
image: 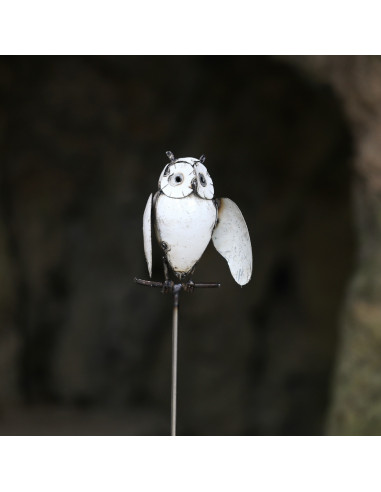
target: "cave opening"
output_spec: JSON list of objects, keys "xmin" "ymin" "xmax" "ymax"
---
[{"xmin": 0, "ymin": 56, "xmax": 356, "ymax": 435}]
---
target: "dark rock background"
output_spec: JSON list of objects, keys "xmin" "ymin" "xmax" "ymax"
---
[
  {"xmin": 0, "ymin": 56, "xmax": 357, "ymax": 435},
  {"xmin": 289, "ymin": 56, "xmax": 381, "ymax": 435}
]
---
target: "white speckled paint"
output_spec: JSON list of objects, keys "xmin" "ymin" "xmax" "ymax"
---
[
  {"xmin": 143, "ymin": 193, "xmax": 153, "ymax": 277},
  {"xmin": 194, "ymin": 161, "xmax": 214, "ymax": 199},
  {"xmin": 158, "ymin": 160, "xmax": 195, "ymax": 199},
  {"xmin": 212, "ymin": 198, "xmax": 252, "ymax": 285},
  {"xmin": 155, "ymin": 193, "xmax": 217, "ymax": 274}
]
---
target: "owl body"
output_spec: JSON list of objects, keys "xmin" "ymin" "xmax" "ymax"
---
[
  {"xmin": 154, "ymin": 193, "xmax": 217, "ymax": 275},
  {"xmin": 143, "ymin": 152, "xmax": 252, "ymax": 286}
]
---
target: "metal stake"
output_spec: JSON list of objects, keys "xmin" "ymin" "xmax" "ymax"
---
[
  {"xmin": 134, "ymin": 277, "xmax": 220, "ymax": 435},
  {"xmin": 171, "ymin": 284, "xmax": 181, "ymax": 435}
]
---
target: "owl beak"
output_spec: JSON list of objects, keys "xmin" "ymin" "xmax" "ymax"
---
[{"xmin": 191, "ymin": 178, "xmax": 198, "ymax": 195}]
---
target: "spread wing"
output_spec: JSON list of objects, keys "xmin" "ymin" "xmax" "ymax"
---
[
  {"xmin": 143, "ymin": 193, "xmax": 153, "ymax": 277},
  {"xmin": 212, "ymin": 198, "xmax": 252, "ymax": 286}
]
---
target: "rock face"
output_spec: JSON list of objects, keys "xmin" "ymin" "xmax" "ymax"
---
[
  {"xmin": 0, "ymin": 56, "xmax": 357, "ymax": 435},
  {"xmin": 288, "ymin": 56, "xmax": 381, "ymax": 435}
]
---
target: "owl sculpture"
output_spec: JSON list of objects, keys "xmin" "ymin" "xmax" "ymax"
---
[{"xmin": 143, "ymin": 151, "xmax": 252, "ymax": 288}]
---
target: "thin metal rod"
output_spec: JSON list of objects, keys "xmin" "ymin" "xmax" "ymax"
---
[
  {"xmin": 134, "ymin": 277, "xmax": 220, "ymax": 435},
  {"xmin": 171, "ymin": 288, "xmax": 180, "ymax": 436}
]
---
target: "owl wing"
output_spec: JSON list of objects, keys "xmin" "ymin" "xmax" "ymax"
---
[
  {"xmin": 212, "ymin": 198, "xmax": 252, "ymax": 286},
  {"xmin": 143, "ymin": 193, "xmax": 153, "ymax": 277}
]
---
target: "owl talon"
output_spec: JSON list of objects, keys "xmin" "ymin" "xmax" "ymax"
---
[
  {"xmin": 162, "ymin": 280, "xmax": 174, "ymax": 294},
  {"xmin": 183, "ymin": 280, "xmax": 195, "ymax": 293}
]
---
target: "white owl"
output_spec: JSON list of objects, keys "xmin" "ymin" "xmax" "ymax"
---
[{"xmin": 143, "ymin": 151, "xmax": 252, "ymax": 287}]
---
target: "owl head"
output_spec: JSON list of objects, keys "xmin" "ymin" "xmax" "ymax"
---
[{"xmin": 158, "ymin": 151, "xmax": 214, "ymax": 199}]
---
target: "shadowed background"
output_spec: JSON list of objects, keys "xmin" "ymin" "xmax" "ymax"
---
[{"xmin": 0, "ymin": 55, "xmax": 375, "ymax": 435}]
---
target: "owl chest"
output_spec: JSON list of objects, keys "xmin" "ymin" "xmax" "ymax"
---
[{"xmin": 154, "ymin": 194, "xmax": 217, "ymax": 274}]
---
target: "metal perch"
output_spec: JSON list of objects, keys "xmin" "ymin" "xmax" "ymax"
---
[{"xmin": 134, "ymin": 277, "xmax": 220, "ymax": 436}]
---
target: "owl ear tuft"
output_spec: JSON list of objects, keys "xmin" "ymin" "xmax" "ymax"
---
[
  {"xmin": 199, "ymin": 154, "xmax": 206, "ymax": 164},
  {"xmin": 166, "ymin": 151, "xmax": 175, "ymax": 162}
]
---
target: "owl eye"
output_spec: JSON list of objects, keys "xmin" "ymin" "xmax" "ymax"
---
[
  {"xmin": 199, "ymin": 173, "xmax": 207, "ymax": 187},
  {"xmin": 170, "ymin": 173, "xmax": 184, "ymax": 186}
]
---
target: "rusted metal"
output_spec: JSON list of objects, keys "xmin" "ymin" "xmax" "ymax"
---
[
  {"xmin": 133, "ymin": 278, "xmax": 163, "ymax": 288},
  {"xmin": 134, "ymin": 278, "xmax": 220, "ymax": 291},
  {"xmin": 166, "ymin": 151, "xmax": 175, "ymax": 162}
]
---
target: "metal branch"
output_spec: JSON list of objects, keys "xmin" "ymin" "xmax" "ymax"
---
[
  {"xmin": 134, "ymin": 277, "xmax": 221, "ymax": 290},
  {"xmin": 133, "ymin": 278, "xmax": 164, "ymax": 288}
]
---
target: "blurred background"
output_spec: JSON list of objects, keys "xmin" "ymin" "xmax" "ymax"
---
[{"xmin": 0, "ymin": 55, "xmax": 380, "ymax": 435}]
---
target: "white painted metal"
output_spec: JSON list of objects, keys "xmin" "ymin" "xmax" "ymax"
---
[
  {"xmin": 143, "ymin": 154, "xmax": 252, "ymax": 286},
  {"xmin": 143, "ymin": 193, "xmax": 153, "ymax": 277},
  {"xmin": 158, "ymin": 161, "xmax": 195, "ymax": 199},
  {"xmin": 155, "ymin": 193, "xmax": 217, "ymax": 275},
  {"xmin": 212, "ymin": 198, "xmax": 252, "ymax": 286},
  {"xmin": 194, "ymin": 161, "xmax": 214, "ymax": 199}
]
